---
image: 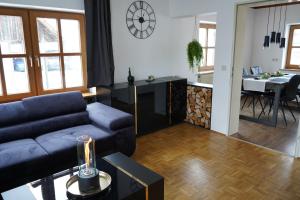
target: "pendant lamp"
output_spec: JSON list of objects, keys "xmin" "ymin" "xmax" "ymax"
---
[
  {"xmin": 280, "ymin": 5, "xmax": 287, "ymax": 48},
  {"xmin": 263, "ymin": 8, "xmax": 271, "ymax": 48},
  {"xmin": 270, "ymin": 6, "xmax": 276, "ymax": 43},
  {"xmin": 276, "ymin": 6, "xmax": 282, "ymax": 44}
]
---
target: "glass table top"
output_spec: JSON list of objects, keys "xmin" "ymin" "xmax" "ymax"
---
[{"xmin": 1, "ymin": 155, "xmax": 146, "ymax": 200}]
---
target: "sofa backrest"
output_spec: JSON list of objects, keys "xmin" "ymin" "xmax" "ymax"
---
[{"xmin": 0, "ymin": 92, "xmax": 90, "ymax": 143}]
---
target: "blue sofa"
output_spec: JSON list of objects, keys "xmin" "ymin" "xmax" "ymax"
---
[{"xmin": 0, "ymin": 92, "xmax": 135, "ymax": 192}]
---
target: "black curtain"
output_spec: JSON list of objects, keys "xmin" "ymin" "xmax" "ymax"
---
[{"xmin": 84, "ymin": 0, "xmax": 115, "ymax": 87}]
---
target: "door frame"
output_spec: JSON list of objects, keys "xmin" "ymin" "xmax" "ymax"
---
[{"xmin": 228, "ymin": 0, "xmax": 300, "ymax": 157}]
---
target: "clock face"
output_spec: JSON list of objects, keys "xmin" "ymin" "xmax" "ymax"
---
[{"xmin": 126, "ymin": 1, "xmax": 156, "ymax": 39}]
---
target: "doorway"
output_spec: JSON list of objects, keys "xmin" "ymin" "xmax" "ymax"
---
[{"xmin": 229, "ymin": 0, "xmax": 300, "ymax": 156}]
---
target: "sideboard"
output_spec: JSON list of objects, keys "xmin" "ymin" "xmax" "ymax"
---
[{"xmin": 110, "ymin": 76, "xmax": 187, "ymax": 135}]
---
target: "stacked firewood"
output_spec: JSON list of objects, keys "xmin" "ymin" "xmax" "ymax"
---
[{"xmin": 186, "ymin": 85, "xmax": 212, "ymax": 129}]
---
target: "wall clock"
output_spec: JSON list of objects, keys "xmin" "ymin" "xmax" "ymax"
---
[{"xmin": 126, "ymin": 1, "xmax": 156, "ymax": 39}]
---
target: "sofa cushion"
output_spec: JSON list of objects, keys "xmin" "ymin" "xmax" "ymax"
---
[
  {"xmin": 0, "ymin": 101, "xmax": 29, "ymax": 127},
  {"xmin": 23, "ymin": 91, "xmax": 87, "ymax": 121},
  {"xmin": 87, "ymin": 102, "xmax": 133, "ymax": 131},
  {"xmin": 35, "ymin": 125, "xmax": 114, "ymax": 167},
  {"xmin": 0, "ymin": 139, "xmax": 50, "ymax": 192},
  {"xmin": 0, "ymin": 112, "xmax": 90, "ymax": 143},
  {"xmin": 0, "ymin": 139, "xmax": 48, "ymax": 169}
]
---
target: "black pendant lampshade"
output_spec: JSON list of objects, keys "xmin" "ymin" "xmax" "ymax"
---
[
  {"xmin": 264, "ymin": 35, "xmax": 270, "ymax": 48},
  {"xmin": 280, "ymin": 5, "xmax": 288, "ymax": 48},
  {"xmin": 276, "ymin": 32, "xmax": 281, "ymax": 43},
  {"xmin": 270, "ymin": 7, "xmax": 276, "ymax": 43},
  {"xmin": 276, "ymin": 6, "xmax": 282, "ymax": 44},
  {"xmin": 263, "ymin": 7, "xmax": 271, "ymax": 48},
  {"xmin": 280, "ymin": 37, "xmax": 286, "ymax": 48},
  {"xmin": 270, "ymin": 31, "xmax": 276, "ymax": 43}
]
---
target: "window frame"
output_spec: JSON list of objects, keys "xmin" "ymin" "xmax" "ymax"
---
[
  {"xmin": 199, "ymin": 23, "xmax": 216, "ymax": 72},
  {"xmin": 0, "ymin": 7, "xmax": 37, "ymax": 102},
  {"xmin": 286, "ymin": 24, "xmax": 300, "ymax": 70},
  {"xmin": 29, "ymin": 10, "xmax": 87, "ymax": 95},
  {"xmin": 0, "ymin": 7, "xmax": 87, "ymax": 103}
]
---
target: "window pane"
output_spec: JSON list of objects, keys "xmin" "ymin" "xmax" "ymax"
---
[
  {"xmin": 64, "ymin": 56, "xmax": 83, "ymax": 88},
  {"xmin": 3, "ymin": 57, "xmax": 30, "ymax": 94},
  {"xmin": 290, "ymin": 48, "xmax": 300, "ymax": 65},
  {"xmin": 61, "ymin": 19, "xmax": 81, "ymax": 53},
  {"xmin": 0, "ymin": 15, "xmax": 26, "ymax": 54},
  {"xmin": 207, "ymin": 48, "xmax": 215, "ymax": 66},
  {"xmin": 40, "ymin": 56, "xmax": 63, "ymax": 90},
  {"xmin": 199, "ymin": 28, "xmax": 206, "ymax": 47},
  {"xmin": 37, "ymin": 18, "xmax": 59, "ymax": 53},
  {"xmin": 200, "ymin": 48, "xmax": 206, "ymax": 67},
  {"xmin": 208, "ymin": 28, "xmax": 216, "ymax": 47},
  {"xmin": 292, "ymin": 29, "xmax": 300, "ymax": 46}
]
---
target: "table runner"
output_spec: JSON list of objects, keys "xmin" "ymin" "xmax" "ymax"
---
[
  {"xmin": 243, "ymin": 78, "xmax": 268, "ymax": 92},
  {"xmin": 243, "ymin": 74, "xmax": 295, "ymax": 92}
]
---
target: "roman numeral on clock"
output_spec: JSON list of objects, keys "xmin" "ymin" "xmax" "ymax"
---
[
  {"xmin": 140, "ymin": 1, "xmax": 143, "ymax": 9},
  {"xmin": 128, "ymin": 24, "xmax": 135, "ymax": 31},
  {"xmin": 134, "ymin": 29, "xmax": 139, "ymax": 37},
  {"xmin": 133, "ymin": 2, "xmax": 138, "ymax": 11}
]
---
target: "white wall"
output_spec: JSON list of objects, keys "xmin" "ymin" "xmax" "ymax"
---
[
  {"xmin": 229, "ymin": 6, "xmax": 254, "ymax": 134},
  {"xmin": 111, "ymin": 0, "xmax": 177, "ymax": 83},
  {"xmin": 170, "ymin": 0, "xmax": 247, "ymax": 134},
  {"xmin": 169, "ymin": 16, "xmax": 199, "ymax": 82},
  {"xmin": 251, "ymin": 4, "xmax": 300, "ymax": 73},
  {"xmin": 0, "ymin": 0, "xmax": 84, "ymax": 11}
]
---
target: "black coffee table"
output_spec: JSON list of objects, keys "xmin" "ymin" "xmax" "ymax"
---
[{"xmin": 1, "ymin": 152, "xmax": 164, "ymax": 200}]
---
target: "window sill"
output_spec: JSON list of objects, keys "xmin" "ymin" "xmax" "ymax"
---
[
  {"xmin": 197, "ymin": 70, "xmax": 214, "ymax": 75},
  {"xmin": 282, "ymin": 68, "xmax": 300, "ymax": 72}
]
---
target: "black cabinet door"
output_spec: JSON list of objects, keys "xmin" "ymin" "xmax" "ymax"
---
[
  {"xmin": 136, "ymin": 83, "xmax": 169, "ymax": 135},
  {"xmin": 111, "ymin": 87, "xmax": 135, "ymax": 115},
  {"xmin": 170, "ymin": 79, "xmax": 187, "ymax": 125}
]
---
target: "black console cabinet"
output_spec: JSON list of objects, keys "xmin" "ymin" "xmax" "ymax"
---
[{"xmin": 111, "ymin": 77, "xmax": 187, "ymax": 135}]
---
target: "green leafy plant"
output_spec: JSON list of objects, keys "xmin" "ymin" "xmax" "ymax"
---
[
  {"xmin": 187, "ymin": 40, "xmax": 203, "ymax": 69},
  {"xmin": 260, "ymin": 72, "xmax": 271, "ymax": 79}
]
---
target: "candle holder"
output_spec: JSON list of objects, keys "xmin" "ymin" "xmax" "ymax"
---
[{"xmin": 77, "ymin": 135, "xmax": 100, "ymax": 193}]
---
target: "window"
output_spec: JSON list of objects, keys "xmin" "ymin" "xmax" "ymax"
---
[
  {"xmin": 286, "ymin": 25, "xmax": 300, "ymax": 70},
  {"xmin": 199, "ymin": 23, "xmax": 216, "ymax": 71},
  {"xmin": 0, "ymin": 7, "xmax": 86, "ymax": 102}
]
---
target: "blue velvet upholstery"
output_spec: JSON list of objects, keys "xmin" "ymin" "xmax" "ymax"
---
[
  {"xmin": 0, "ymin": 101, "xmax": 28, "ymax": 127},
  {"xmin": 0, "ymin": 139, "xmax": 48, "ymax": 169},
  {"xmin": 36, "ymin": 125, "xmax": 114, "ymax": 165},
  {"xmin": 0, "ymin": 139, "xmax": 49, "ymax": 192},
  {"xmin": 23, "ymin": 92, "xmax": 87, "ymax": 121},
  {"xmin": 0, "ymin": 91, "xmax": 135, "ymax": 192},
  {"xmin": 0, "ymin": 112, "xmax": 90, "ymax": 143},
  {"xmin": 87, "ymin": 102, "xmax": 133, "ymax": 131}
]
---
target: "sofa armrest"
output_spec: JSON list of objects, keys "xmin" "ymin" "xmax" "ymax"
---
[{"xmin": 87, "ymin": 103, "xmax": 133, "ymax": 131}]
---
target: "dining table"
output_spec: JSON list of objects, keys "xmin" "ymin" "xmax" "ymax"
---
[{"xmin": 240, "ymin": 74, "xmax": 295, "ymax": 127}]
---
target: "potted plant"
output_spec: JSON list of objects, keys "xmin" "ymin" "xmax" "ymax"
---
[{"xmin": 187, "ymin": 40, "xmax": 203, "ymax": 70}]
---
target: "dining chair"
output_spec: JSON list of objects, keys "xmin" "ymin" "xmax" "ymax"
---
[
  {"xmin": 261, "ymin": 75, "xmax": 300, "ymax": 126},
  {"xmin": 243, "ymin": 68, "xmax": 249, "ymax": 76},
  {"xmin": 250, "ymin": 66, "xmax": 263, "ymax": 76},
  {"xmin": 241, "ymin": 88, "xmax": 265, "ymax": 117},
  {"xmin": 297, "ymin": 88, "xmax": 300, "ymax": 107}
]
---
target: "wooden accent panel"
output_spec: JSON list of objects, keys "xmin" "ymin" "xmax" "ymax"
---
[
  {"xmin": 186, "ymin": 85, "xmax": 212, "ymax": 129},
  {"xmin": 132, "ymin": 123, "xmax": 300, "ymax": 199}
]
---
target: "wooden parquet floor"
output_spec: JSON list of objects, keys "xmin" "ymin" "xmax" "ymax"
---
[{"xmin": 132, "ymin": 123, "xmax": 300, "ymax": 200}]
